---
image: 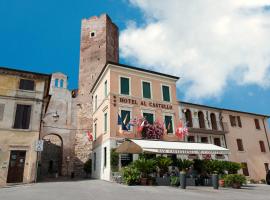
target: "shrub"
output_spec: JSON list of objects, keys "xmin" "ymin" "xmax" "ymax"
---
[
  {"xmin": 204, "ymin": 160, "xmax": 225, "ymax": 174},
  {"xmin": 111, "ymin": 148, "xmax": 119, "ymax": 172},
  {"xmin": 176, "ymin": 159, "xmax": 193, "ymax": 172},
  {"xmin": 133, "ymin": 158, "xmax": 156, "ymax": 178},
  {"xmin": 170, "ymin": 176, "xmax": 180, "ymax": 187},
  {"xmin": 122, "ymin": 165, "xmax": 140, "ymax": 185},
  {"xmin": 83, "ymin": 159, "xmax": 92, "ymax": 175},
  {"xmin": 260, "ymin": 179, "xmax": 266, "ymax": 184},
  {"xmin": 224, "ymin": 161, "xmax": 242, "ymax": 174},
  {"xmin": 224, "ymin": 174, "xmax": 247, "ymax": 187},
  {"xmin": 155, "ymin": 157, "xmax": 172, "ymax": 176}
]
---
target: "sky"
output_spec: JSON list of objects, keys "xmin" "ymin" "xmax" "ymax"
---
[{"xmin": 0, "ymin": 0, "xmax": 270, "ymax": 121}]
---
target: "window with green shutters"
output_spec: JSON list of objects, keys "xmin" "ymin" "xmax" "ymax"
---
[
  {"xmin": 120, "ymin": 77, "xmax": 130, "ymax": 95},
  {"xmin": 104, "ymin": 113, "xmax": 107, "ymax": 133},
  {"xmin": 162, "ymin": 85, "xmax": 170, "ymax": 102},
  {"xmin": 164, "ymin": 115, "xmax": 173, "ymax": 134},
  {"xmin": 104, "ymin": 80, "xmax": 108, "ymax": 97},
  {"xmin": 121, "ymin": 110, "xmax": 131, "ymax": 130},
  {"xmin": 143, "ymin": 112, "xmax": 154, "ymax": 124},
  {"xmin": 142, "ymin": 81, "xmax": 151, "ymax": 99},
  {"xmin": 94, "ymin": 123, "xmax": 97, "ymax": 140}
]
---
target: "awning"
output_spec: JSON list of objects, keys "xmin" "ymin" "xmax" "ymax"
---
[{"xmin": 116, "ymin": 139, "xmax": 230, "ymax": 155}]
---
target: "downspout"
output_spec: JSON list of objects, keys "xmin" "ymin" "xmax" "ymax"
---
[
  {"xmin": 262, "ymin": 117, "xmax": 270, "ymax": 151},
  {"xmin": 220, "ymin": 110, "xmax": 228, "ymax": 148}
]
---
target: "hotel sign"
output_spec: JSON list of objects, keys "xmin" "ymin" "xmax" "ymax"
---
[{"xmin": 119, "ymin": 97, "xmax": 173, "ymax": 110}]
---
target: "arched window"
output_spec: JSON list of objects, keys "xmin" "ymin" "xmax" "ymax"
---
[
  {"xmin": 210, "ymin": 113, "xmax": 217, "ymax": 130},
  {"xmin": 60, "ymin": 79, "xmax": 64, "ymax": 88},
  {"xmin": 198, "ymin": 111, "xmax": 205, "ymax": 129},
  {"xmin": 185, "ymin": 109, "xmax": 193, "ymax": 127},
  {"xmin": 55, "ymin": 79, "xmax": 59, "ymax": 87}
]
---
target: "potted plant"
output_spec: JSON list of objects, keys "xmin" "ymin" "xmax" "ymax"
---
[
  {"xmin": 83, "ymin": 159, "xmax": 92, "ymax": 178},
  {"xmin": 110, "ymin": 148, "xmax": 119, "ymax": 172},
  {"xmin": 177, "ymin": 159, "xmax": 193, "ymax": 189},
  {"xmin": 133, "ymin": 158, "xmax": 156, "ymax": 185},
  {"xmin": 155, "ymin": 157, "xmax": 172, "ymax": 186},
  {"xmin": 122, "ymin": 165, "xmax": 140, "ymax": 185},
  {"xmin": 170, "ymin": 176, "xmax": 180, "ymax": 187},
  {"xmin": 224, "ymin": 174, "xmax": 247, "ymax": 189}
]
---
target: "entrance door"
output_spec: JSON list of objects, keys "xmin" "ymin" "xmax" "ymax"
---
[{"xmin": 7, "ymin": 150, "xmax": 26, "ymax": 183}]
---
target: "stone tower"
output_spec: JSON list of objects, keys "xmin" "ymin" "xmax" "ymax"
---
[{"xmin": 74, "ymin": 14, "xmax": 119, "ymax": 175}]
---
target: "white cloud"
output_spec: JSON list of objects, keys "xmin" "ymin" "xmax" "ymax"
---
[{"xmin": 120, "ymin": 0, "xmax": 270, "ymax": 100}]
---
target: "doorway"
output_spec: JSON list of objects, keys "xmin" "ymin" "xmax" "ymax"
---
[{"xmin": 7, "ymin": 150, "xmax": 26, "ymax": 183}]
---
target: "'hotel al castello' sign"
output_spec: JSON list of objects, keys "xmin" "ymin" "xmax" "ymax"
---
[{"xmin": 119, "ymin": 97, "xmax": 173, "ymax": 110}]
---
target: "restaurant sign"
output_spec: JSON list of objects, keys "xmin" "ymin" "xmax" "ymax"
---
[{"xmin": 119, "ymin": 97, "xmax": 173, "ymax": 110}]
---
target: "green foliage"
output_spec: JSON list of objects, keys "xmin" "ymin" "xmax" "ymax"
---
[
  {"xmin": 133, "ymin": 158, "xmax": 156, "ymax": 178},
  {"xmin": 155, "ymin": 157, "xmax": 172, "ymax": 175},
  {"xmin": 170, "ymin": 176, "xmax": 180, "ymax": 186},
  {"xmin": 176, "ymin": 159, "xmax": 193, "ymax": 172},
  {"xmin": 122, "ymin": 165, "xmax": 140, "ymax": 185},
  {"xmin": 204, "ymin": 160, "xmax": 226, "ymax": 174},
  {"xmin": 224, "ymin": 174, "xmax": 247, "ymax": 186},
  {"xmin": 83, "ymin": 159, "xmax": 92, "ymax": 174},
  {"xmin": 260, "ymin": 179, "xmax": 266, "ymax": 184},
  {"xmin": 110, "ymin": 148, "xmax": 119, "ymax": 172},
  {"xmin": 224, "ymin": 161, "xmax": 242, "ymax": 174}
]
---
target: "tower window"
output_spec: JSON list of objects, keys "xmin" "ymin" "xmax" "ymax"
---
[
  {"xmin": 60, "ymin": 79, "xmax": 64, "ymax": 88},
  {"xmin": 90, "ymin": 31, "xmax": 95, "ymax": 38},
  {"xmin": 55, "ymin": 79, "xmax": 59, "ymax": 87}
]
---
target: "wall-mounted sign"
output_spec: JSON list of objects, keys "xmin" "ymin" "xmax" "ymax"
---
[{"xmin": 119, "ymin": 97, "xmax": 173, "ymax": 110}]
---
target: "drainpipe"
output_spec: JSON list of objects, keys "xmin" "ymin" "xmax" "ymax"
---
[
  {"xmin": 262, "ymin": 117, "xmax": 270, "ymax": 151},
  {"xmin": 220, "ymin": 110, "xmax": 228, "ymax": 149}
]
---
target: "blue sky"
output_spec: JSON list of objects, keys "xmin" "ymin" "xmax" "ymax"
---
[{"xmin": 0, "ymin": 0, "xmax": 270, "ymax": 122}]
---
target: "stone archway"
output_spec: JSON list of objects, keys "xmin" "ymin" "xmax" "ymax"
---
[{"xmin": 41, "ymin": 134, "xmax": 63, "ymax": 177}]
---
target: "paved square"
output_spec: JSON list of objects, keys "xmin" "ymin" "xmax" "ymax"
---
[{"xmin": 0, "ymin": 180, "xmax": 269, "ymax": 200}]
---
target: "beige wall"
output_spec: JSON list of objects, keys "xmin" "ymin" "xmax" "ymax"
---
[
  {"xmin": 0, "ymin": 72, "xmax": 49, "ymax": 187},
  {"xmin": 223, "ymin": 112, "xmax": 270, "ymax": 181}
]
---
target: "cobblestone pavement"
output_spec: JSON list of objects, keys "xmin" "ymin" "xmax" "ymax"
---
[{"xmin": 0, "ymin": 180, "xmax": 269, "ymax": 200}]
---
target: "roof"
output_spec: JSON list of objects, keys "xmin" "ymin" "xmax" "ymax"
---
[
  {"xmin": 180, "ymin": 101, "xmax": 270, "ymax": 118},
  {"xmin": 116, "ymin": 139, "xmax": 230, "ymax": 155},
  {"xmin": 0, "ymin": 66, "xmax": 51, "ymax": 78},
  {"xmin": 90, "ymin": 61, "xmax": 180, "ymax": 93}
]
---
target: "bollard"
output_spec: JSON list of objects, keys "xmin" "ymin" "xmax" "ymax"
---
[
  {"xmin": 212, "ymin": 174, "xmax": 219, "ymax": 189},
  {"xmin": 180, "ymin": 171, "xmax": 187, "ymax": 189}
]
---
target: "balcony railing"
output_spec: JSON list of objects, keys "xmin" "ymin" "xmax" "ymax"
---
[{"xmin": 186, "ymin": 118, "xmax": 229, "ymax": 134}]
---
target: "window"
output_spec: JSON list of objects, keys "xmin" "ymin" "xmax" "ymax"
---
[
  {"xmin": 13, "ymin": 104, "xmax": 32, "ymax": 129},
  {"xmin": 198, "ymin": 111, "xmax": 205, "ymax": 129},
  {"xmin": 55, "ymin": 79, "xmax": 59, "ymax": 87},
  {"xmin": 184, "ymin": 109, "xmax": 193, "ymax": 127},
  {"xmin": 95, "ymin": 95, "xmax": 97, "ymax": 111},
  {"xmin": 104, "ymin": 80, "xmax": 108, "ymax": 97},
  {"xmin": 104, "ymin": 147, "xmax": 107, "ymax": 167},
  {"xmin": 236, "ymin": 139, "xmax": 244, "ymax": 151},
  {"xmin": 264, "ymin": 163, "xmax": 269, "ymax": 172},
  {"xmin": 143, "ymin": 112, "xmax": 154, "ymax": 124},
  {"xmin": 94, "ymin": 123, "xmax": 97, "ymax": 140},
  {"xmin": 121, "ymin": 154, "xmax": 133, "ymax": 167},
  {"xmin": 162, "ymin": 85, "xmax": 170, "ymax": 102},
  {"xmin": 120, "ymin": 77, "xmax": 130, "ymax": 95},
  {"xmin": 210, "ymin": 113, "xmax": 217, "ymax": 130},
  {"xmin": 104, "ymin": 113, "xmax": 108, "ymax": 133},
  {"xmin": 237, "ymin": 116, "xmax": 242, "ymax": 127},
  {"xmin": 201, "ymin": 137, "xmax": 208, "ymax": 143},
  {"xmin": 259, "ymin": 141, "xmax": 266, "ymax": 152},
  {"xmin": 241, "ymin": 162, "xmax": 249, "ymax": 176},
  {"xmin": 164, "ymin": 115, "xmax": 173, "ymax": 134},
  {"xmin": 19, "ymin": 79, "xmax": 34, "ymax": 91},
  {"xmin": 142, "ymin": 81, "xmax": 151, "ymax": 99},
  {"xmin": 90, "ymin": 31, "xmax": 95, "ymax": 37},
  {"xmin": 121, "ymin": 110, "xmax": 131, "ymax": 131},
  {"xmin": 229, "ymin": 115, "xmax": 237, "ymax": 127},
  {"xmin": 214, "ymin": 138, "xmax": 221, "ymax": 146},
  {"xmin": 0, "ymin": 104, "xmax": 4, "ymax": 121},
  {"xmin": 60, "ymin": 79, "xmax": 64, "ymax": 88},
  {"xmin": 254, "ymin": 119, "xmax": 260, "ymax": 130},
  {"xmin": 94, "ymin": 152, "xmax": 96, "ymax": 171},
  {"xmin": 187, "ymin": 136, "xmax": 195, "ymax": 142}
]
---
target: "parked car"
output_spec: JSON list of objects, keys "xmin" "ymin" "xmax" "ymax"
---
[{"xmin": 266, "ymin": 170, "xmax": 270, "ymax": 185}]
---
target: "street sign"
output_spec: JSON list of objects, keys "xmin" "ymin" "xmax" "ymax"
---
[{"xmin": 35, "ymin": 140, "xmax": 44, "ymax": 152}]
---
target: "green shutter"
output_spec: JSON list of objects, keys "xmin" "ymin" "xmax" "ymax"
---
[
  {"xmin": 143, "ymin": 113, "xmax": 154, "ymax": 124},
  {"xmin": 104, "ymin": 113, "xmax": 107, "ymax": 133},
  {"xmin": 121, "ymin": 77, "xmax": 129, "ymax": 95},
  {"xmin": 121, "ymin": 110, "xmax": 131, "ymax": 129},
  {"xmin": 165, "ymin": 115, "xmax": 173, "ymax": 133},
  {"xmin": 104, "ymin": 80, "xmax": 108, "ymax": 97},
  {"xmin": 142, "ymin": 81, "xmax": 151, "ymax": 98},
  {"xmin": 162, "ymin": 85, "xmax": 170, "ymax": 102}
]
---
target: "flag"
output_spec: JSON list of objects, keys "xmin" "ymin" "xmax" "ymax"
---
[
  {"xmin": 129, "ymin": 117, "xmax": 137, "ymax": 126},
  {"xmin": 137, "ymin": 120, "xmax": 145, "ymax": 133},
  {"xmin": 122, "ymin": 114, "xmax": 129, "ymax": 131},
  {"xmin": 87, "ymin": 131, "xmax": 93, "ymax": 141},
  {"xmin": 117, "ymin": 114, "xmax": 122, "ymax": 125},
  {"xmin": 176, "ymin": 120, "xmax": 189, "ymax": 140}
]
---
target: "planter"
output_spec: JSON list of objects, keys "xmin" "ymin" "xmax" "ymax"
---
[
  {"xmin": 156, "ymin": 177, "xmax": 171, "ymax": 186},
  {"xmin": 212, "ymin": 174, "xmax": 219, "ymax": 189},
  {"xmin": 180, "ymin": 172, "xmax": 187, "ymax": 189},
  {"xmin": 140, "ymin": 178, "xmax": 148, "ymax": 185},
  {"xmin": 232, "ymin": 183, "xmax": 241, "ymax": 189},
  {"xmin": 219, "ymin": 179, "xmax": 225, "ymax": 187}
]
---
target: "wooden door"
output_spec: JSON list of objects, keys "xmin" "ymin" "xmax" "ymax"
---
[{"xmin": 7, "ymin": 150, "xmax": 26, "ymax": 183}]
